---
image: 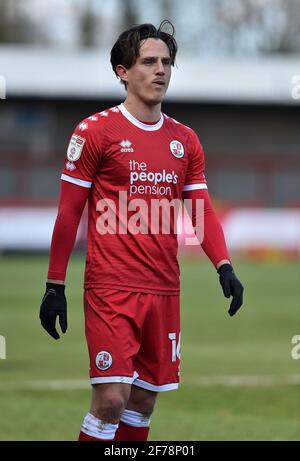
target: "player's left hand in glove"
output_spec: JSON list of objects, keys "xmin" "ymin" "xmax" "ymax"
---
[
  {"xmin": 217, "ymin": 264, "xmax": 244, "ymax": 317},
  {"xmin": 39, "ymin": 283, "xmax": 67, "ymax": 340}
]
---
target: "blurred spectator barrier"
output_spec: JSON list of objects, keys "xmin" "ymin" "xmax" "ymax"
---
[
  {"xmin": 0, "ymin": 206, "xmax": 299, "ymax": 259},
  {"xmin": 0, "ymin": 75, "xmax": 6, "ymax": 99}
]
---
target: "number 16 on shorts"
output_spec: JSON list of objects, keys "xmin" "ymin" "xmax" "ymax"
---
[{"xmin": 168, "ymin": 332, "xmax": 180, "ymax": 362}]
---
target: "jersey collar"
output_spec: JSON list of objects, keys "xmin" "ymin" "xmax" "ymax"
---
[{"xmin": 118, "ymin": 104, "xmax": 164, "ymax": 131}]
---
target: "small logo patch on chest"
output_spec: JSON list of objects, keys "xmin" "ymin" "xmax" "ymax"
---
[
  {"xmin": 120, "ymin": 140, "xmax": 134, "ymax": 153},
  {"xmin": 170, "ymin": 140, "xmax": 184, "ymax": 158}
]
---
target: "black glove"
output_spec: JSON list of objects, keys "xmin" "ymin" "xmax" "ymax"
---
[
  {"xmin": 217, "ymin": 264, "xmax": 244, "ymax": 317},
  {"xmin": 39, "ymin": 283, "xmax": 67, "ymax": 340}
]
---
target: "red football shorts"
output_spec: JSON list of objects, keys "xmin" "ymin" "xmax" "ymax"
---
[{"xmin": 84, "ymin": 288, "xmax": 180, "ymax": 392}]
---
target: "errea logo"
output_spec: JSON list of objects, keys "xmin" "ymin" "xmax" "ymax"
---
[
  {"xmin": 79, "ymin": 122, "xmax": 88, "ymax": 131},
  {"xmin": 120, "ymin": 140, "xmax": 134, "ymax": 153}
]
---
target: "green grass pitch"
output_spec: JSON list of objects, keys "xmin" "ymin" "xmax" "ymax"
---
[{"xmin": 0, "ymin": 254, "xmax": 299, "ymax": 440}]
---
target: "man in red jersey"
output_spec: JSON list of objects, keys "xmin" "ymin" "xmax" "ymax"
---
[{"xmin": 39, "ymin": 21, "xmax": 244, "ymax": 441}]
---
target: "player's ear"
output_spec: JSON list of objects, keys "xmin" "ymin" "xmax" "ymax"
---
[{"xmin": 116, "ymin": 64, "xmax": 128, "ymax": 86}]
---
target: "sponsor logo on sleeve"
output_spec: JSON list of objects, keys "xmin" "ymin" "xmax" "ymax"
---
[{"xmin": 67, "ymin": 134, "xmax": 86, "ymax": 161}]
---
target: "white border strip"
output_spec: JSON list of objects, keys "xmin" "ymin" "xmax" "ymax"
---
[
  {"xmin": 90, "ymin": 376, "xmax": 135, "ymax": 385},
  {"xmin": 133, "ymin": 378, "xmax": 179, "ymax": 392},
  {"xmin": 118, "ymin": 103, "xmax": 164, "ymax": 131},
  {"xmin": 81, "ymin": 413, "xmax": 118, "ymax": 440},
  {"xmin": 81, "ymin": 426, "xmax": 116, "ymax": 440},
  {"xmin": 120, "ymin": 409, "xmax": 151, "ymax": 427},
  {"xmin": 183, "ymin": 183, "xmax": 208, "ymax": 191},
  {"xmin": 61, "ymin": 174, "xmax": 92, "ymax": 188}
]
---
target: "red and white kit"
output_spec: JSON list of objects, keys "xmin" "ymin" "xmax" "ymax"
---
[{"xmin": 48, "ymin": 104, "xmax": 229, "ymax": 391}]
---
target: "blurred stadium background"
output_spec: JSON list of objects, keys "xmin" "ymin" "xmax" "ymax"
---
[{"xmin": 0, "ymin": 0, "xmax": 299, "ymax": 441}]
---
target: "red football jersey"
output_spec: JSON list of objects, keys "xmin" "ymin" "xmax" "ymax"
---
[{"xmin": 61, "ymin": 104, "xmax": 207, "ymax": 294}]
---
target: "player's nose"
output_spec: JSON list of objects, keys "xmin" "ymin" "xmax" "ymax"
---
[{"xmin": 155, "ymin": 60, "xmax": 165, "ymax": 75}]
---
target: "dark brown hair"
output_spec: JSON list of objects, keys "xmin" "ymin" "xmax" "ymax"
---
[{"xmin": 110, "ymin": 20, "xmax": 177, "ymax": 87}]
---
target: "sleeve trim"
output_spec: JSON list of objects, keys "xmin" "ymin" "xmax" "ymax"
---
[
  {"xmin": 183, "ymin": 183, "xmax": 207, "ymax": 191},
  {"xmin": 61, "ymin": 174, "xmax": 92, "ymax": 188}
]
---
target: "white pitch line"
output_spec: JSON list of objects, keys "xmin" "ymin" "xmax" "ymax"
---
[
  {"xmin": 24, "ymin": 379, "xmax": 90, "ymax": 391},
  {"xmin": 185, "ymin": 374, "xmax": 300, "ymax": 387},
  {"xmin": 0, "ymin": 379, "xmax": 89, "ymax": 392},
  {"xmin": 1, "ymin": 375, "xmax": 300, "ymax": 391}
]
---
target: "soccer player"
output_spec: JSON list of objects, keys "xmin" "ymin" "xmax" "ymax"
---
[{"xmin": 39, "ymin": 21, "xmax": 244, "ymax": 441}]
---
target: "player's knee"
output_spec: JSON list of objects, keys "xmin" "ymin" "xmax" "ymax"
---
[
  {"xmin": 128, "ymin": 390, "xmax": 157, "ymax": 417},
  {"xmin": 136, "ymin": 402, "xmax": 155, "ymax": 418},
  {"xmin": 91, "ymin": 383, "xmax": 131, "ymax": 423},
  {"xmin": 93, "ymin": 393, "xmax": 127, "ymax": 423}
]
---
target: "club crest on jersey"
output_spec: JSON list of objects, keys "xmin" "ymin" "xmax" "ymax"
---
[
  {"xmin": 96, "ymin": 351, "xmax": 113, "ymax": 370},
  {"xmin": 170, "ymin": 140, "xmax": 184, "ymax": 158},
  {"xmin": 67, "ymin": 134, "xmax": 86, "ymax": 162}
]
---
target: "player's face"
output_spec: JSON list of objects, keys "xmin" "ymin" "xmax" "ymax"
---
[{"xmin": 125, "ymin": 38, "xmax": 172, "ymax": 105}]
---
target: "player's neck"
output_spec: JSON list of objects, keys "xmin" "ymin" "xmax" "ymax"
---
[{"xmin": 123, "ymin": 97, "xmax": 161, "ymax": 124}]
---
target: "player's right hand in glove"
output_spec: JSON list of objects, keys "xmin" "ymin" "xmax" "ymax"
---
[
  {"xmin": 217, "ymin": 264, "xmax": 244, "ymax": 317},
  {"xmin": 39, "ymin": 283, "xmax": 67, "ymax": 340}
]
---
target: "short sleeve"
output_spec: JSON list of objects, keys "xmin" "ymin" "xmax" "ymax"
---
[
  {"xmin": 183, "ymin": 129, "xmax": 207, "ymax": 192},
  {"xmin": 61, "ymin": 119, "xmax": 104, "ymax": 188}
]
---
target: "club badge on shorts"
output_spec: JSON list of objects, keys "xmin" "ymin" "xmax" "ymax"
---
[
  {"xmin": 170, "ymin": 140, "xmax": 184, "ymax": 158},
  {"xmin": 96, "ymin": 351, "xmax": 113, "ymax": 370}
]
